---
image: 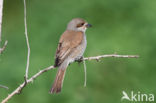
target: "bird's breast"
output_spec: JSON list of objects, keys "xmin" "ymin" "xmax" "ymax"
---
[
  {"xmin": 67, "ymin": 33, "xmax": 87, "ymax": 63},
  {"xmin": 74, "ymin": 33, "xmax": 87, "ymax": 60}
]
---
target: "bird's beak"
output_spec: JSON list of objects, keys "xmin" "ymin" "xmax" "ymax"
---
[{"xmin": 86, "ymin": 23, "xmax": 92, "ymax": 28}]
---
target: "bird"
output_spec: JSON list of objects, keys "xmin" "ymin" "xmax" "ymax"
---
[{"xmin": 49, "ymin": 18, "xmax": 92, "ymax": 94}]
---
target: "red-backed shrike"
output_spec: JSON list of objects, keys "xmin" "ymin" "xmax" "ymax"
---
[{"xmin": 50, "ymin": 18, "xmax": 92, "ymax": 93}]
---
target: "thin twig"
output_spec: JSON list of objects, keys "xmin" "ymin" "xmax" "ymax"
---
[
  {"xmin": 1, "ymin": 54, "xmax": 139, "ymax": 103},
  {"xmin": 0, "ymin": 0, "xmax": 8, "ymax": 54},
  {"xmin": 0, "ymin": 84, "xmax": 9, "ymax": 90},
  {"xmin": 0, "ymin": 0, "xmax": 3, "ymax": 43},
  {"xmin": 83, "ymin": 54, "xmax": 139, "ymax": 61},
  {"xmin": 0, "ymin": 40, "xmax": 8, "ymax": 54},
  {"xmin": 1, "ymin": 65, "xmax": 54, "ymax": 103},
  {"xmin": 83, "ymin": 56, "xmax": 87, "ymax": 87},
  {"xmin": 23, "ymin": 0, "xmax": 30, "ymax": 81}
]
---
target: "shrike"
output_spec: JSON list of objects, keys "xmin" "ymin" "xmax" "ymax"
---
[{"xmin": 50, "ymin": 18, "xmax": 92, "ymax": 93}]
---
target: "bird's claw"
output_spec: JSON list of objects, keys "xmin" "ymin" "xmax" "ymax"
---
[{"xmin": 75, "ymin": 57, "xmax": 83, "ymax": 64}]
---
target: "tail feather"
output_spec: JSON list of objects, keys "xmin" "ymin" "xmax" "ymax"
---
[{"xmin": 49, "ymin": 68, "xmax": 66, "ymax": 94}]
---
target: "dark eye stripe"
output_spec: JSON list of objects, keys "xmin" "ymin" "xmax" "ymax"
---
[{"xmin": 77, "ymin": 22, "xmax": 85, "ymax": 27}]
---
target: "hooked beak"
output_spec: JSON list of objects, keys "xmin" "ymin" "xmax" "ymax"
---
[{"xmin": 86, "ymin": 23, "xmax": 92, "ymax": 28}]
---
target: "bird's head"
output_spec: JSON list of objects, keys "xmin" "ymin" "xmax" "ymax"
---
[{"xmin": 67, "ymin": 18, "xmax": 92, "ymax": 32}]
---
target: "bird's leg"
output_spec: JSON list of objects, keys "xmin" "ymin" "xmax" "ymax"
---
[
  {"xmin": 75, "ymin": 56, "xmax": 83, "ymax": 64},
  {"xmin": 69, "ymin": 57, "xmax": 83, "ymax": 66}
]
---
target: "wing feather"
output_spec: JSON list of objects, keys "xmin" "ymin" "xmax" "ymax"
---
[{"xmin": 54, "ymin": 30, "xmax": 83, "ymax": 67}]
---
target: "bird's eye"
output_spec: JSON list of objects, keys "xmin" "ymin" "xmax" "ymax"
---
[
  {"xmin": 81, "ymin": 23, "xmax": 84, "ymax": 26},
  {"xmin": 77, "ymin": 23, "xmax": 85, "ymax": 27}
]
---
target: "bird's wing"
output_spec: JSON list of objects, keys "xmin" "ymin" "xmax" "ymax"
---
[{"xmin": 54, "ymin": 30, "xmax": 83, "ymax": 67}]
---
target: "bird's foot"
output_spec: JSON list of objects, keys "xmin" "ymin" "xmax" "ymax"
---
[{"xmin": 75, "ymin": 57, "xmax": 83, "ymax": 64}]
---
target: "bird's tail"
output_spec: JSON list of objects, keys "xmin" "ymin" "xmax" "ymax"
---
[{"xmin": 49, "ymin": 68, "xmax": 66, "ymax": 94}]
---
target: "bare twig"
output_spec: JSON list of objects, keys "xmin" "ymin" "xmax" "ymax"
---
[
  {"xmin": 0, "ymin": 84, "xmax": 9, "ymax": 90},
  {"xmin": 1, "ymin": 54, "xmax": 139, "ymax": 103},
  {"xmin": 0, "ymin": 0, "xmax": 8, "ymax": 54},
  {"xmin": 83, "ymin": 54, "xmax": 139, "ymax": 61},
  {"xmin": 0, "ymin": 0, "xmax": 3, "ymax": 43},
  {"xmin": 1, "ymin": 65, "xmax": 54, "ymax": 103},
  {"xmin": 23, "ymin": 0, "xmax": 30, "ymax": 81},
  {"xmin": 83, "ymin": 56, "xmax": 87, "ymax": 87},
  {"xmin": 0, "ymin": 40, "xmax": 8, "ymax": 54}
]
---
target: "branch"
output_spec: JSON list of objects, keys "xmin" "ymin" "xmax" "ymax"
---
[
  {"xmin": 0, "ymin": 40, "xmax": 8, "ymax": 54},
  {"xmin": 83, "ymin": 54, "xmax": 139, "ymax": 61},
  {"xmin": 1, "ymin": 65, "xmax": 54, "ymax": 103},
  {"xmin": 1, "ymin": 54, "xmax": 139, "ymax": 103},
  {"xmin": 0, "ymin": 0, "xmax": 8, "ymax": 54},
  {"xmin": 83, "ymin": 56, "xmax": 87, "ymax": 87},
  {"xmin": 23, "ymin": 0, "xmax": 30, "ymax": 81},
  {"xmin": 0, "ymin": 0, "xmax": 3, "ymax": 43},
  {"xmin": 0, "ymin": 84, "xmax": 9, "ymax": 90},
  {"xmin": 13, "ymin": 0, "xmax": 30, "ymax": 95}
]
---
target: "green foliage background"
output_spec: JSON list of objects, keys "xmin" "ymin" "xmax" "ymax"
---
[{"xmin": 0, "ymin": 0, "xmax": 156, "ymax": 103}]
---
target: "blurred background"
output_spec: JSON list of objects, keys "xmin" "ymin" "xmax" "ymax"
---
[{"xmin": 0, "ymin": 0, "xmax": 156, "ymax": 103}]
